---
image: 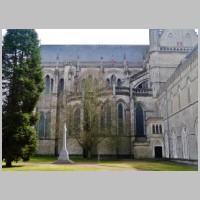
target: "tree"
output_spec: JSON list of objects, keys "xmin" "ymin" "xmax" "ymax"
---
[
  {"xmin": 2, "ymin": 29, "xmax": 45, "ymax": 167},
  {"xmin": 67, "ymin": 69, "xmax": 116, "ymax": 158}
]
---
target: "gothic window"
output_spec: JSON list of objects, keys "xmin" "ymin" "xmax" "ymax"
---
[
  {"xmin": 182, "ymin": 125, "xmax": 189, "ymax": 159},
  {"xmin": 59, "ymin": 79, "xmax": 64, "ymax": 94},
  {"xmin": 168, "ymin": 33, "xmax": 173, "ymax": 38},
  {"xmin": 74, "ymin": 108, "xmax": 80, "ymax": 134},
  {"xmin": 111, "ymin": 74, "xmax": 116, "ymax": 84},
  {"xmin": 118, "ymin": 103, "xmax": 124, "ymax": 134},
  {"xmin": 100, "ymin": 105, "xmax": 105, "ymax": 130},
  {"xmin": 106, "ymin": 104, "xmax": 112, "ymax": 131},
  {"xmin": 159, "ymin": 124, "xmax": 162, "ymax": 134},
  {"xmin": 156, "ymin": 124, "xmax": 159, "ymax": 134},
  {"xmin": 88, "ymin": 75, "xmax": 92, "ymax": 80},
  {"xmin": 74, "ymin": 83, "xmax": 78, "ymax": 93},
  {"xmin": 117, "ymin": 79, "xmax": 122, "ymax": 87},
  {"xmin": 82, "ymin": 79, "xmax": 86, "ymax": 89},
  {"xmin": 137, "ymin": 80, "xmax": 148, "ymax": 89},
  {"xmin": 107, "ymin": 79, "xmax": 110, "ymax": 87},
  {"xmin": 51, "ymin": 79, "xmax": 54, "ymax": 93},
  {"xmin": 186, "ymin": 33, "xmax": 190, "ymax": 38},
  {"xmin": 172, "ymin": 130, "xmax": 177, "ymax": 158},
  {"xmin": 152, "ymin": 124, "xmax": 155, "ymax": 134},
  {"xmin": 135, "ymin": 104, "xmax": 144, "ymax": 136},
  {"xmin": 94, "ymin": 79, "xmax": 98, "ymax": 86},
  {"xmin": 45, "ymin": 75, "xmax": 51, "ymax": 94},
  {"xmin": 37, "ymin": 112, "xmax": 51, "ymax": 139},
  {"xmin": 45, "ymin": 112, "xmax": 51, "ymax": 138},
  {"xmin": 100, "ymin": 103, "xmax": 112, "ymax": 133},
  {"xmin": 158, "ymin": 29, "xmax": 163, "ymax": 37},
  {"xmin": 38, "ymin": 112, "xmax": 45, "ymax": 138}
]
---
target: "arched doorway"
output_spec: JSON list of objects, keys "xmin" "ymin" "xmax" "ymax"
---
[
  {"xmin": 153, "ymin": 140, "xmax": 164, "ymax": 158},
  {"xmin": 155, "ymin": 147, "xmax": 162, "ymax": 158}
]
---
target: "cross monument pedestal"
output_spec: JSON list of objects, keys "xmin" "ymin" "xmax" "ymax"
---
[{"xmin": 53, "ymin": 123, "xmax": 73, "ymax": 164}]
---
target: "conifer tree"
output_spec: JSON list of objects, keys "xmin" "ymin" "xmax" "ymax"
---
[{"xmin": 2, "ymin": 29, "xmax": 45, "ymax": 167}]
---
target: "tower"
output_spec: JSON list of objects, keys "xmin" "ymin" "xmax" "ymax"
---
[{"xmin": 149, "ymin": 29, "xmax": 198, "ymax": 97}]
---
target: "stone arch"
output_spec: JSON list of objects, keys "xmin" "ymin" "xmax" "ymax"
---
[
  {"xmin": 191, "ymin": 118, "xmax": 198, "ymax": 159},
  {"xmin": 107, "ymin": 78, "xmax": 110, "ymax": 87},
  {"xmin": 135, "ymin": 79, "xmax": 148, "ymax": 89},
  {"xmin": 133, "ymin": 78, "xmax": 149, "ymax": 89},
  {"xmin": 135, "ymin": 101, "xmax": 147, "ymax": 112},
  {"xmin": 116, "ymin": 99, "xmax": 128, "ymax": 110},
  {"xmin": 186, "ymin": 118, "xmax": 198, "ymax": 160},
  {"xmin": 153, "ymin": 139, "xmax": 164, "ymax": 158},
  {"xmin": 111, "ymin": 74, "xmax": 117, "ymax": 84},
  {"xmin": 117, "ymin": 78, "xmax": 122, "ymax": 87}
]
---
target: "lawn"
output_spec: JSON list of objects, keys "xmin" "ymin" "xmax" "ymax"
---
[
  {"xmin": 2, "ymin": 156, "xmax": 198, "ymax": 171},
  {"xmin": 100, "ymin": 160, "xmax": 197, "ymax": 171}
]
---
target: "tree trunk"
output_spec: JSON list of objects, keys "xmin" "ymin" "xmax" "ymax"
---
[
  {"xmin": 83, "ymin": 147, "xmax": 92, "ymax": 159},
  {"xmin": 83, "ymin": 147, "xmax": 88, "ymax": 158},
  {"xmin": 88, "ymin": 150, "xmax": 91, "ymax": 159},
  {"xmin": 6, "ymin": 160, "xmax": 12, "ymax": 167}
]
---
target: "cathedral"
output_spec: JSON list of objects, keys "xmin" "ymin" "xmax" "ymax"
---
[{"xmin": 36, "ymin": 29, "xmax": 198, "ymax": 164}]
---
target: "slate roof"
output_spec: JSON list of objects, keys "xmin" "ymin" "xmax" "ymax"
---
[
  {"xmin": 183, "ymin": 44, "xmax": 198, "ymax": 60},
  {"xmin": 40, "ymin": 45, "xmax": 149, "ymax": 63}
]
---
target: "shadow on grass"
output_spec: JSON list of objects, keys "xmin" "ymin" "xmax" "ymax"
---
[{"xmin": 2, "ymin": 165, "xmax": 25, "ymax": 168}]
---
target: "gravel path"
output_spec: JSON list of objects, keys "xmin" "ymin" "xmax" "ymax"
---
[{"xmin": 21, "ymin": 162, "xmax": 138, "ymax": 171}]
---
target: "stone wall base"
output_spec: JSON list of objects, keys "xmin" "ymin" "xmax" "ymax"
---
[{"xmin": 133, "ymin": 142, "xmax": 150, "ymax": 158}]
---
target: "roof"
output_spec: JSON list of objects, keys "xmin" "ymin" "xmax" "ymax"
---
[
  {"xmin": 40, "ymin": 45, "xmax": 149, "ymax": 63},
  {"xmin": 183, "ymin": 44, "xmax": 198, "ymax": 60}
]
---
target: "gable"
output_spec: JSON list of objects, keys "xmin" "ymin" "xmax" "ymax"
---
[{"xmin": 159, "ymin": 29, "xmax": 198, "ymax": 48}]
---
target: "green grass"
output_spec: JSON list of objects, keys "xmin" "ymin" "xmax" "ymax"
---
[
  {"xmin": 100, "ymin": 160, "xmax": 198, "ymax": 171},
  {"xmin": 2, "ymin": 157, "xmax": 198, "ymax": 171},
  {"xmin": 2, "ymin": 163, "xmax": 110, "ymax": 171}
]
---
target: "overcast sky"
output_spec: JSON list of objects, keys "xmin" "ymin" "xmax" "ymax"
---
[
  {"xmin": 2, "ymin": 29, "xmax": 150, "ymax": 45},
  {"xmin": 2, "ymin": 29, "xmax": 198, "ymax": 45}
]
